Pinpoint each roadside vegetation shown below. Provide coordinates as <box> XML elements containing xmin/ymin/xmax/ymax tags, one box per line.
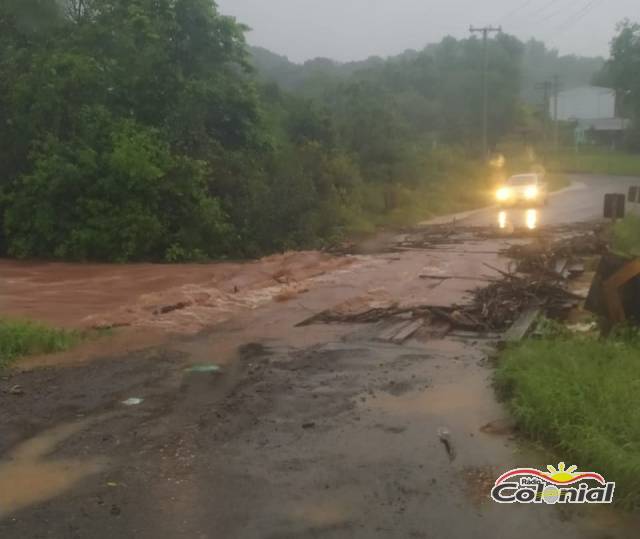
<box><xmin>611</xmin><ymin>215</ymin><xmax>640</xmax><ymax>258</ymax></box>
<box><xmin>544</xmin><ymin>172</ymin><xmax>571</xmax><ymax>192</ymax></box>
<box><xmin>495</xmin><ymin>331</ymin><xmax>640</xmax><ymax>508</ymax></box>
<box><xmin>0</xmin><ymin>0</ymin><xmax>521</xmax><ymax>262</ymax></box>
<box><xmin>546</xmin><ymin>150</ymin><xmax>640</xmax><ymax>177</ymax></box>
<box><xmin>0</xmin><ymin>319</ymin><xmax>82</xmax><ymax>369</ymax></box>
<box><xmin>2</xmin><ymin>2</ymin><xmax>635</xmax><ymax>262</ymax></box>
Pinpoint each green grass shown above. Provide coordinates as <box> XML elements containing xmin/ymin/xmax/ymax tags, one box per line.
<box><xmin>495</xmin><ymin>336</ymin><xmax>640</xmax><ymax>508</ymax></box>
<box><xmin>612</xmin><ymin>215</ymin><xmax>640</xmax><ymax>258</ymax></box>
<box><xmin>384</xmin><ymin>181</ymin><xmax>486</xmax><ymax>226</ymax></box>
<box><xmin>0</xmin><ymin>318</ymin><xmax>82</xmax><ymax>369</ymax></box>
<box><xmin>546</xmin><ymin>149</ymin><xmax>640</xmax><ymax>177</ymax></box>
<box><xmin>546</xmin><ymin>172</ymin><xmax>571</xmax><ymax>192</ymax></box>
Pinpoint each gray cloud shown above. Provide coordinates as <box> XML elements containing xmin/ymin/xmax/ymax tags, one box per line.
<box><xmin>217</xmin><ymin>0</ymin><xmax>638</xmax><ymax>62</ymax></box>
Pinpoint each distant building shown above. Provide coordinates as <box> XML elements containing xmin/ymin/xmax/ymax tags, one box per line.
<box><xmin>551</xmin><ymin>86</ymin><xmax>629</xmax><ymax>146</ymax></box>
<box><xmin>553</xmin><ymin>86</ymin><xmax>616</xmax><ymax>121</ymax></box>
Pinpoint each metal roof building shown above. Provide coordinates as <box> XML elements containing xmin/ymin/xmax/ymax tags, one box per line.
<box><xmin>552</xmin><ymin>86</ymin><xmax>616</xmax><ymax>122</ymax></box>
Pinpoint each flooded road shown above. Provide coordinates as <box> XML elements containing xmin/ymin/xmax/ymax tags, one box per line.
<box><xmin>0</xmin><ymin>420</ymin><xmax>107</xmax><ymax>519</ymax></box>
<box><xmin>0</xmin><ymin>251</ymin><xmax>355</xmax><ymax>333</ymax></box>
<box><xmin>461</xmin><ymin>173</ymin><xmax>639</xmax><ymax>228</ymax></box>
<box><xmin>1</xmin><ymin>174</ymin><xmax>638</xmax><ymax>538</ymax></box>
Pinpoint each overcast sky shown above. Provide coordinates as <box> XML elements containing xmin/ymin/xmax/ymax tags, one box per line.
<box><xmin>216</xmin><ymin>0</ymin><xmax>638</xmax><ymax>63</ymax></box>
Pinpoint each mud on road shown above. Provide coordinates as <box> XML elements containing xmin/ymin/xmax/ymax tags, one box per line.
<box><xmin>2</xmin><ymin>178</ymin><xmax>640</xmax><ymax>538</ymax></box>
<box><xmin>0</xmin><ymin>251</ymin><xmax>355</xmax><ymax>334</ymax></box>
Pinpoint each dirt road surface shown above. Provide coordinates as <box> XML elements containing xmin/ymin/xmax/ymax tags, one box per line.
<box><xmin>1</xmin><ymin>175</ymin><xmax>639</xmax><ymax>538</ymax></box>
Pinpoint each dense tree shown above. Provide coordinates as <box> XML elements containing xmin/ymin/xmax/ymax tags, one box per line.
<box><xmin>602</xmin><ymin>21</ymin><xmax>640</xmax><ymax>148</ymax></box>
<box><xmin>0</xmin><ymin>2</ymin><xmax>561</xmax><ymax>262</ymax></box>
<box><xmin>0</xmin><ymin>0</ymin><xmax>258</xmax><ymax>260</ymax></box>
<box><xmin>253</xmin><ymin>34</ymin><xmax>529</xmax><ymax>153</ymax></box>
<box><xmin>251</xmin><ymin>37</ymin><xmax>603</xmax><ymax>112</ymax></box>
<box><xmin>520</xmin><ymin>39</ymin><xmax>605</xmax><ymax>103</ymax></box>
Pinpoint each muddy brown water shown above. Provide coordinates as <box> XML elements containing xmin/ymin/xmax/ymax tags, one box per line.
<box><xmin>0</xmin><ymin>251</ymin><xmax>354</xmax><ymax>332</ymax></box>
<box><xmin>2</xmin><ymin>176</ymin><xmax>640</xmax><ymax>537</ymax></box>
<box><xmin>0</xmin><ymin>420</ymin><xmax>106</xmax><ymax>518</ymax></box>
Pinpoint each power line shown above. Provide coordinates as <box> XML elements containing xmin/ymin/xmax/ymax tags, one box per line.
<box><xmin>535</xmin><ymin>0</ymin><xmax>583</xmax><ymax>24</ymax></box>
<box><xmin>499</xmin><ymin>0</ymin><xmax>536</xmax><ymax>23</ymax></box>
<box><xmin>536</xmin><ymin>80</ymin><xmax>553</xmax><ymax>142</ymax></box>
<box><xmin>500</xmin><ymin>0</ymin><xmax>568</xmax><ymax>32</ymax></box>
<box><xmin>543</xmin><ymin>0</ymin><xmax>604</xmax><ymax>44</ymax></box>
<box><xmin>527</xmin><ymin>0</ymin><xmax>562</xmax><ymax>20</ymax></box>
<box><xmin>550</xmin><ymin>0</ymin><xmax>602</xmax><ymax>33</ymax></box>
<box><xmin>552</xmin><ymin>74</ymin><xmax>562</xmax><ymax>149</ymax></box>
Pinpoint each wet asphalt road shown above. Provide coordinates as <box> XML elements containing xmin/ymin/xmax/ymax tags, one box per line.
<box><xmin>1</xmin><ymin>174</ymin><xmax>639</xmax><ymax>538</ymax></box>
<box><xmin>461</xmin><ymin>174</ymin><xmax>638</xmax><ymax>228</ymax></box>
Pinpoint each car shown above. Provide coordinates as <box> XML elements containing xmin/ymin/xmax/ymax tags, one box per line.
<box><xmin>496</xmin><ymin>173</ymin><xmax>548</xmax><ymax>207</ymax></box>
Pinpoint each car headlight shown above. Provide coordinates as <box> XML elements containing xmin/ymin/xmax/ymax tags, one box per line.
<box><xmin>524</xmin><ymin>185</ymin><xmax>539</xmax><ymax>199</ymax></box>
<box><xmin>496</xmin><ymin>187</ymin><xmax>511</xmax><ymax>201</ymax></box>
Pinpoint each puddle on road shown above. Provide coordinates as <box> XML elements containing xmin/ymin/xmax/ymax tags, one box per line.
<box><xmin>497</xmin><ymin>208</ymin><xmax>540</xmax><ymax>232</ymax></box>
<box><xmin>366</xmin><ymin>366</ymin><xmax>492</xmax><ymax>418</ymax></box>
<box><xmin>289</xmin><ymin>500</ymin><xmax>352</xmax><ymax>528</ymax></box>
<box><xmin>0</xmin><ymin>420</ymin><xmax>106</xmax><ymax>518</ymax></box>
<box><xmin>370</xmin><ymin>382</ymin><xmax>483</xmax><ymax>418</ymax></box>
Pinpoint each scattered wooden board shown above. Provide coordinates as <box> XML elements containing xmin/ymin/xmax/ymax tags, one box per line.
<box><xmin>390</xmin><ymin>319</ymin><xmax>425</xmax><ymax>343</ymax></box>
<box><xmin>377</xmin><ymin>318</ymin><xmax>425</xmax><ymax>344</ymax></box>
<box><xmin>503</xmin><ymin>307</ymin><xmax>541</xmax><ymax>343</ymax></box>
<box><xmin>568</xmin><ymin>262</ymin><xmax>585</xmax><ymax>276</ymax></box>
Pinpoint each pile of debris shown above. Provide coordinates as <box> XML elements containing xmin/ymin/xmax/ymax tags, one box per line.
<box><xmin>297</xmin><ymin>271</ymin><xmax>580</xmax><ymax>336</ymax></box>
<box><xmin>301</xmin><ymin>226</ymin><xmax>603</xmax><ymax>340</ymax></box>
<box><xmin>503</xmin><ymin>230</ymin><xmax>606</xmax><ymax>277</ymax></box>
<box><xmin>389</xmin><ymin>222</ymin><xmax>606</xmax><ymax>253</ymax></box>
<box><xmin>296</xmin><ymin>304</ymin><xmax>430</xmax><ymax>327</ymax></box>
<box><xmin>461</xmin><ymin>270</ymin><xmax>583</xmax><ymax>331</ymax></box>
<box><xmin>392</xmin><ymin>224</ymin><xmax>533</xmax><ymax>252</ymax></box>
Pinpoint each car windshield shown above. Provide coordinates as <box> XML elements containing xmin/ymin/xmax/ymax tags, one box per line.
<box><xmin>507</xmin><ymin>175</ymin><xmax>537</xmax><ymax>186</ymax></box>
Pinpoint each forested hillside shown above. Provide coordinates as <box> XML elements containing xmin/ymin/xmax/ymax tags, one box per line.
<box><xmin>0</xmin><ymin>1</ymin><xmax>628</xmax><ymax>263</ymax></box>
<box><xmin>251</xmin><ymin>40</ymin><xmax>604</xmax><ymax>105</ymax></box>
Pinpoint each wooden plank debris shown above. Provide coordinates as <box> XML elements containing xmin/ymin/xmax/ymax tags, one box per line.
<box><xmin>298</xmin><ymin>228</ymin><xmax>596</xmax><ymax>334</ymax></box>
<box><xmin>419</xmin><ymin>274</ymin><xmax>499</xmax><ymax>282</ymax></box>
<box><xmin>567</xmin><ymin>262</ymin><xmax>585</xmax><ymax>277</ymax></box>
<box><xmin>553</xmin><ymin>258</ymin><xmax>570</xmax><ymax>279</ymax></box>
<box><xmin>376</xmin><ymin>319</ymin><xmax>415</xmax><ymax>342</ymax></box>
<box><xmin>390</xmin><ymin>319</ymin><xmax>425</xmax><ymax>343</ymax></box>
<box><xmin>503</xmin><ymin>307</ymin><xmax>541</xmax><ymax>343</ymax></box>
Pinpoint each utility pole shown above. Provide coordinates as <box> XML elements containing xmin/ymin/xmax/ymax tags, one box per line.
<box><xmin>536</xmin><ymin>80</ymin><xmax>553</xmax><ymax>145</ymax></box>
<box><xmin>552</xmin><ymin>74</ymin><xmax>562</xmax><ymax>150</ymax></box>
<box><xmin>470</xmin><ymin>25</ymin><xmax>502</xmax><ymax>159</ymax></box>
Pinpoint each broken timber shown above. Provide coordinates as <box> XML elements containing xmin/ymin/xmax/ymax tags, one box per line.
<box><xmin>503</xmin><ymin>307</ymin><xmax>541</xmax><ymax>343</ymax></box>
<box><xmin>376</xmin><ymin>318</ymin><xmax>425</xmax><ymax>344</ymax></box>
<box><xmin>299</xmin><ymin>227</ymin><xmax>594</xmax><ymax>335</ymax></box>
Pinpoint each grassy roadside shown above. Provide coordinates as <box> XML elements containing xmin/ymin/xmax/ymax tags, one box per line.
<box><xmin>546</xmin><ymin>172</ymin><xmax>571</xmax><ymax>192</ymax></box>
<box><xmin>371</xmin><ymin>158</ymin><xmax>572</xmax><ymax>229</ymax></box>
<box><xmin>0</xmin><ymin>318</ymin><xmax>82</xmax><ymax>370</ymax></box>
<box><xmin>495</xmin><ymin>334</ymin><xmax>640</xmax><ymax>508</ymax></box>
<box><xmin>611</xmin><ymin>215</ymin><xmax>640</xmax><ymax>258</ymax></box>
<box><xmin>379</xmin><ymin>177</ymin><xmax>490</xmax><ymax>227</ymax></box>
<box><xmin>546</xmin><ymin>150</ymin><xmax>640</xmax><ymax>177</ymax></box>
